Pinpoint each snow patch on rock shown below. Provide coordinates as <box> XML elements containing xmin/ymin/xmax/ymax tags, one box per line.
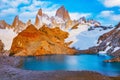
<box><xmin>113</xmin><ymin>47</ymin><xmax>120</xmax><ymax>53</ymax></box>
<box><xmin>99</xmin><ymin>46</ymin><xmax>112</xmax><ymax>54</ymax></box>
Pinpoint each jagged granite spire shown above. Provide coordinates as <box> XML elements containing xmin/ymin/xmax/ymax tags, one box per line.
<box><xmin>56</xmin><ymin>6</ymin><xmax>71</xmax><ymax>21</ymax></box>
<box><xmin>35</xmin><ymin>8</ymin><xmax>43</xmax><ymax>27</ymax></box>
<box><xmin>12</xmin><ymin>15</ymin><xmax>19</xmax><ymax>27</ymax></box>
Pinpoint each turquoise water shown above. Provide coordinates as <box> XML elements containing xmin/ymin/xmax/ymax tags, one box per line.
<box><xmin>22</xmin><ymin>54</ymin><xmax>120</xmax><ymax>76</ymax></box>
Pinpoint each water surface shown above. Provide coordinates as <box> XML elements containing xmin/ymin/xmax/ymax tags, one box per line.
<box><xmin>22</xmin><ymin>54</ymin><xmax>120</xmax><ymax>76</ymax></box>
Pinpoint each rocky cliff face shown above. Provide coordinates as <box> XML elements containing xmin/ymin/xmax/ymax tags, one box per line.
<box><xmin>56</xmin><ymin>6</ymin><xmax>70</xmax><ymax>21</ymax></box>
<box><xmin>97</xmin><ymin>23</ymin><xmax>120</xmax><ymax>56</ymax></box>
<box><xmin>0</xmin><ymin>20</ymin><xmax>10</xmax><ymax>29</ymax></box>
<box><xmin>34</xmin><ymin>9</ymin><xmax>42</xmax><ymax>27</ymax></box>
<box><xmin>11</xmin><ymin>16</ymin><xmax>26</xmax><ymax>33</ymax></box>
<box><xmin>82</xmin><ymin>24</ymin><xmax>118</xmax><ymax>54</ymax></box>
<box><xmin>34</xmin><ymin>6</ymin><xmax>102</xmax><ymax>31</ymax></box>
<box><xmin>34</xmin><ymin>8</ymin><xmax>52</xmax><ymax>29</ymax></box>
<box><xmin>10</xmin><ymin>24</ymin><xmax>77</xmax><ymax>56</ymax></box>
<box><xmin>0</xmin><ymin>6</ymin><xmax>113</xmax><ymax>57</ymax></box>
<box><xmin>77</xmin><ymin>23</ymin><xmax>120</xmax><ymax>62</ymax></box>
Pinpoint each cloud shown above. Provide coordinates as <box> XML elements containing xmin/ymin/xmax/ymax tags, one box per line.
<box><xmin>111</xmin><ymin>14</ymin><xmax>120</xmax><ymax>21</ymax></box>
<box><xmin>98</xmin><ymin>10</ymin><xmax>120</xmax><ymax>21</ymax></box>
<box><xmin>0</xmin><ymin>0</ymin><xmax>30</xmax><ymax>16</ymax></box>
<box><xmin>99</xmin><ymin>10</ymin><xmax>114</xmax><ymax>17</ymax></box>
<box><xmin>19</xmin><ymin>11</ymin><xmax>37</xmax><ymax>23</ymax></box>
<box><xmin>19</xmin><ymin>1</ymin><xmax>60</xmax><ymax>23</ymax></box>
<box><xmin>0</xmin><ymin>0</ymin><xmax>91</xmax><ymax>24</ymax></box>
<box><xmin>21</xmin><ymin>0</ymin><xmax>53</xmax><ymax>12</ymax></box>
<box><xmin>0</xmin><ymin>0</ymin><xmax>54</xmax><ymax>15</ymax></box>
<box><xmin>0</xmin><ymin>0</ymin><xmax>30</xmax><ymax>9</ymax></box>
<box><xmin>97</xmin><ymin>10</ymin><xmax>120</xmax><ymax>25</ymax></box>
<box><xmin>0</xmin><ymin>0</ymin><xmax>59</xmax><ymax>24</ymax></box>
<box><xmin>0</xmin><ymin>8</ymin><xmax>17</xmax><ymax>16</ymax></box>
<box><xmin>69</xmin><ymin>13</ymin><xmax>91</xmax><ymax>20</ymax></box>
<box><xmin>99</xmin><ymin>0</ymin><xmax>120</xmax><ymax>7</ymax></box>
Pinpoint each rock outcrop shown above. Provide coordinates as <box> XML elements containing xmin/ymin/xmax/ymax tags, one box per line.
<box><xmin>79</xmin><ymin>23</ymin><xmax>119</xmax><ymax>55</ymax></box>
<box><xmin>78</xmin><ymin>17</ymin><xmax>86</xmax><ymax>24</ymax></box>
<box><xmin>0</xmin><ymin>20</ymin><xmax>10</xmax><ymax>29</ymax></box>
<box><xmin>94</xmin><ymin>23</ymin><xmax>120</xmax><ymax>62</ymax></box>
<box><xmin>76</xmin><ymin>23</ymin><xmax>120</xmax><ymax>62</ymax></box>
<box><xmin>56</xmin><ymin>6</ymin><xmax>70</xmax><ymax>21</ymax></box>
<box><xmin>34</xmin><ymin>9</ymin><xmax>42</xmax><ymax>27</ymax></box>
<box><xmin>0</xmin><ymin>40</ymin><xmax>4</xmax><ymax>54</ymax></box>
<box><xmin>11</xmin><ymin>16</ymin><xmax>26</xmax><ymax>33</ymax></box>
<box><xmin>97</xmin><ymin>23</ymin><xmax>120</xmax><ymax>56</ymax></box>
<box><xmin>104</xmin><ymin>56</ymin><xmax>120</xmax><ymax>62</ymax></box>
<box><xmin>26</xmin><ymin>19</ymin><xmax>31</xmax><ymax>26</ymax></box>
<box><xmin>34</xmin><ymin>9</ymin><xmax>52</xmax><ymax>29</ymax></box>
<box><xmin>10</xmin><ymin>24</ymin><xmax>77</xmax><ymax>56</ymax></box>
<box><xmin>87</xmin><ymin>19</ymin><xmax>101</xmax><ymax>27</ymax></box>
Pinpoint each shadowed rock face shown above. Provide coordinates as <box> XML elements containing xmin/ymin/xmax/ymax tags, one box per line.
<box><xmin>56</xmin><ymin>6</ymin><xmax>70</xmax><ymax>21</ymax></box>
<box><xmin>10</xmin><ymin>24</ymin><xmax>77</xmax><ymax>56</ymax></box>
<box><xmin>0</xmin><ymin>40</ymin><xmax>4</xmax><ymax>53</ymax></box>
<box><xmin>97</xmin><ymin>23</ymin><xmax>120</xmax><ymax>56</ymax></box>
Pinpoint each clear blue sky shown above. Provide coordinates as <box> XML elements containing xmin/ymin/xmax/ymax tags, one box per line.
<box><xmin>0</xmin><ymin>0</ymin><xmax>120</xmax><ymax>26</ymax></box>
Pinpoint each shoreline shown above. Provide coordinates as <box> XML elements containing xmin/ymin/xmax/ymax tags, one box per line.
<box><xmin>0</xmin><ymin>56</ymin><xmax>120</xmax><ymax>80</ymax></box>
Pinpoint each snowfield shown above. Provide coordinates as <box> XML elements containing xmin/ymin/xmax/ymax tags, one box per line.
<box><xmin>0</xmin><ymin>24</ymin><xmax>113</xmax><ymax>51</ymax></box>
<box><xmin>66</xmin><ymin>25</ymin><xmax>113</xmax><ymax>50</ymax></box>
<box><xmin>0</xmin><ymin>28</ymin><xmax>17</xmax><ymax>50</ymax></box>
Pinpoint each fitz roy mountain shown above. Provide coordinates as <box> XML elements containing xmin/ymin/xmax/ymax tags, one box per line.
<box><xmin>0</xmin><ymin>6</ymin><xmax>119</xmax><ymax>60</ymax></box>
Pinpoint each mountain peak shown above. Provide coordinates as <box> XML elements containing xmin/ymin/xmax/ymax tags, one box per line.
<box><xmin>11</xmin><ymin>15</ymin><xmax>26</xmax><ymax>33</ymax></box>
<box><xmin>37</xmin><ymin>8</ymin><xmax>42</xmax><ymax>16</ymax></box>
<box><xmin>0</xmin><ymin>20</ymin><xmax>10</xmax><ymax>29</ymax></box>
<box><xmin>12</xmin><ymin>15</ymin><xmax>19</xmax><ymax>27</ymax></box>
<box><xmin>0</xmin><ymin>20</ymin><xmax>7</xmax><ymax>25</ymax></box>
<box><xmin>34</xmin><ymin>8</ymin><xmax>43</xmax><ymax>27</ymax></box>
<box><xmin>60</xmin><ymin>5</ymin><xmax>65</xmax><ymax>10</ymax></box>
<box><xmin>0</xmin><ymin>20</ymin><xmax>5</xmax><ymax>23</ymax></box>
<box><xmin>56</xmin><ymin>6</ymin><xmax>70</xmax><ymax>21</ymax></box>
<box><xmin>24</xmin><ymin>24</ymin><xmax>38</xmax><ymax>32</ymax></box>
<box><xmin>26</xmin><ymin>19</ymin><xmax>31</xmax><ymax>26</ymax></box>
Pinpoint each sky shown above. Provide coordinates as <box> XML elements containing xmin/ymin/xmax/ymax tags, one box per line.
<box><xmin>0</xmin><ymin>0</ymin><xmax>120</xmax><ymax>26</ymax></box>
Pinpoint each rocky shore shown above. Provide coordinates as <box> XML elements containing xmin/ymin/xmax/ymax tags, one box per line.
<box><xmin>76</xmin><ymin>23</ymin><xmax>120</xmax><ymax>62</ymax></box>
<box><xmin>0</xmin><ymin>55</ymin><xmax>120</xmax><ymax>80</ymax></box>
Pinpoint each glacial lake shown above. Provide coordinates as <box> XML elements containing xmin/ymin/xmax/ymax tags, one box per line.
<box><xmin>22</xmin><ymin>54</ymin><xmax>120</xmax><ymax>76</ymax></box>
